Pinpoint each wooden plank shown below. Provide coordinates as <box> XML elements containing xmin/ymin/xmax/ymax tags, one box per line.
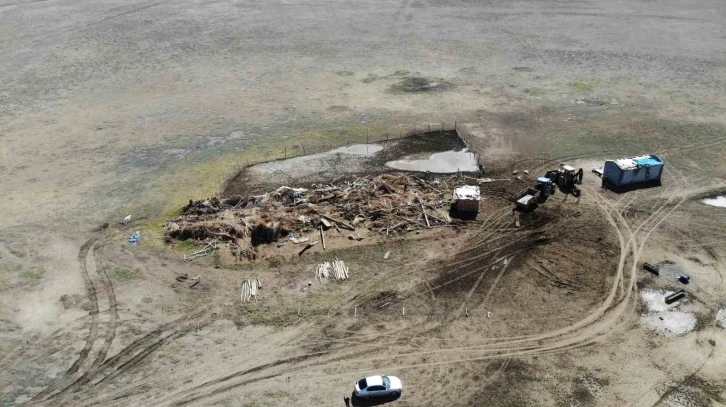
<box><xmin>320</xmin><ymin>214</ymin><xmax>355</xmax><ymax>231</ymax></box>
<box><xmin>298</xmin><ymin>240</ymin><xmax>320</xmax><ymax>256</ymax></box>
<box><xmin>320</xmin><ymin>225</ymin><xmax>326</xmax><ymax>250</ymax></box>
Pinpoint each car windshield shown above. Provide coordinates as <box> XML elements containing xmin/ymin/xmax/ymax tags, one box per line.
<box><xmin>359</xmin><ymin>378</ymin><xmax>367</xmax><ymax>389</ymax></box>
<box><xmin>382</xmin><ymin>376</ymin><xmax>391</xmax><ymax>389</ymax></box>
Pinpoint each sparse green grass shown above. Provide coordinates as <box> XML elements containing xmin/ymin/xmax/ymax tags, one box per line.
<box><xmin>264</xmin><ymin>390</ymin><xmax>295</xmax><ymax>399</ymax></box>
<box><xmin>326</xmin><ymin>105</ymin><xmax>351</xmax><ymax>112</ymax></box>
<box><xmin>175</xmin><ymin>241</ymin><xmax>196</xmax><ymax>251</ymax></box>
<box><xmin>0</xmin><ymin>266</ymin><xmax>46</xmax><ymax>290</ymax></box>
<box><xmin>527</xmin><ymin>87</ymin><xmax>544</xmax><ymax>96</ymax></box>
<box><xmin>19</xmin><ymin>266</ymin><xmax>44</xmax><ymax>282</ymax></box>
<box><xmin>571</xmin><ymin>81</ymin><xmax>596</xmax><ymax>91</ymax></box>
<box><xmin>243</xmin><ymin>305</ymin><xmax>294</xmax><ymax>327</ymax></box>
<box><xmin>108</xmin><ymin>267</ymin><xmax>140</xmax><ymax>283</ymax></box>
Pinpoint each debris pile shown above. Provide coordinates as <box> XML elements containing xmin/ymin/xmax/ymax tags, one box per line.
<box><xmin>164</xmin><ymin>172</ymin><xmax>459</xmax><ymax>257</ymax></box>
<box><xmin>316</xmin><ymin>259</ymin><xmax>349</xmax><ymax>281</ymax></box>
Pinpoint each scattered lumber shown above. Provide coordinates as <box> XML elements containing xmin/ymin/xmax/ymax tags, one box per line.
<box><xmin>185</xmin><ymin>242</ymin><xmax>217</xmax><ymax>261</ymax></box>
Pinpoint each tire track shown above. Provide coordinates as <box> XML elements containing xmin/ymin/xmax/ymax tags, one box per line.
<box><xmin>77</xmin><ymin>150</ymin><xmax>699</xmax><ymax>405</ymax></box>
<box><xmin>40</xmin><ymin>236</ymin><xmax>119</xmax><ymax>402</ymax></box>
<box><xmin>30</xmin><ymin>237</ymin><xmax>100</xmax><ymax>402</ymax></box>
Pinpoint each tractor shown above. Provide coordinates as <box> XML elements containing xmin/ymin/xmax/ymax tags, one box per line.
<box><xmin>514</xmin><ymin>176</ymin><xmax>555</xmax><ymax>212</ymax></box>
<box><xmin>544</xmin><ymin>165</ymin><xmax>584</xmax><ymax>197</ymax></box>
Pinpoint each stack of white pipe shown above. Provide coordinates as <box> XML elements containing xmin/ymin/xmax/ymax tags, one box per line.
<box><xmin>316</xmin><ymin>262</ymin><xmax>331</xmax><ymax>281</ymax></box>
<box><xmin>316</xmin><ymin>259</ymin><xmax>349</xmax><ymax>281</ymax></box>
<box><xmin>241</xmin><ymin>278</ymin><xmax>261</xmax><ymax>302</ymax></box>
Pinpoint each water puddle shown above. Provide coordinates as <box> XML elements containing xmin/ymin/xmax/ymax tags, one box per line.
<box><xmin>640</xmin><ymin>289</ymin><xmax>696</xmax><ymax>337</ymax></box>
<box><xmin>330</xmin><ymin>144</ymin><xmax>384</xmax><ymax>156</ymax></box>
<box><xmin>717</xmin><ymin>309</ymin><xmax>726</xmax><ymax>329</ymax></box>
<box><xmin>701</xmin><ymin>196</ymin><xmax>726</xmax><ymax>208</ymax></box>
<box><xmin>385</xmin><ymin>149</ymin><xmax>478</xmax><ymax>173</ymax></box>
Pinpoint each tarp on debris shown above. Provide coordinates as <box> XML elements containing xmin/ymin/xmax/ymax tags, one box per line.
<box><xmin>632</xmin><ymin>155</ymin><xmax>663</xmax><ymax>167</ymax></box>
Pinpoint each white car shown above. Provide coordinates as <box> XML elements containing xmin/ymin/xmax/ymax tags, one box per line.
<box><xmin>354</xmin><ymin>375</ymin><xmax>403</xmax><ymax>399</ymax></box>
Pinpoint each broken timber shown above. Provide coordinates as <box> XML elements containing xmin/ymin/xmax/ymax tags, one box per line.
<box><xmin>320</xmin><ymin>225</ymin><xmax>326</xmax><ymax>250</ymax></box>
<box><xmin>319</xmin><ymin>214</ymin><xmax>355</xmax><ymax>231</ymax></box>
<box><xmin>298</xmin><ymin>240</ymin><xmax>320</xmax><ymax>256</ymax></box>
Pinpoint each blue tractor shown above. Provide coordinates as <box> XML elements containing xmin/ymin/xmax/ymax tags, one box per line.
<box><xmin>514</xmin><ymin>177</ymin><xmax>555</xmax><ymax>212</ymax></box>
<box><xmin>535</xmin><ymin>176</ymin><xmax>555</xmax><ymax>202</ymax></box>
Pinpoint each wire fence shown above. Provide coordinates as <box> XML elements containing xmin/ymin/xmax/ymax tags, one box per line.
<box><xmin>214</xmin><ymin>121</ymin><xmax>475</xmax><ymax>196</ymax></box>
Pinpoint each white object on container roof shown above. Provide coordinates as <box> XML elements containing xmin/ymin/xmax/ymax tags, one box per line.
<box><xmin>613</xmin><ymin>154</ymin><xmax>659</xmax><ymax>170</ymax></box>
<box><xmin>562</xmin><ymin>164</ymin><xmax>575</xmax><ymax>171</ymax></box>
<box><xmin>614</xmin><ymin>158</ymin><xmax>638</xmax><ymax>170</ymax></box>
<box><xmin>453</xmin><ymin>185</ymin><xmax>480</xmax><ymax>201</ymax></box>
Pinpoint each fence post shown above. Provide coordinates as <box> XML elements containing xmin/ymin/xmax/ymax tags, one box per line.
<box><xmin>301</xmin><ymin>144</ymin><xmax>306</xmax><ymax>155</ymax></box>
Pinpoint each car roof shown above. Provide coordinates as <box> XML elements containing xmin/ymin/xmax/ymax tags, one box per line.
<box><xmin>364</xmin><ymin>376</ymin><xmax>383</xmax><ymax>387</ymax></box>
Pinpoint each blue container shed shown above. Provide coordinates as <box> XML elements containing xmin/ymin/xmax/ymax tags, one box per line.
<box><xmin>602</xmin><ymin>154</ymin><xmax>663</xmax><ymax>188</ymax></box>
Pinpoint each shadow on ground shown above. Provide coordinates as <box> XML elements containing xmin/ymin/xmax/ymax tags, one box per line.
<box><xmin>350</xmin><ymin>392</ymin><xmax>402</xmax><ymax>406</ymax></box>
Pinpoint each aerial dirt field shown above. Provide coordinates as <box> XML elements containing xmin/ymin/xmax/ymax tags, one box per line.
<box><xmin>2</xmin><ymin>0</ymin><xmax>726</xmax><ymax>406</ymax></box>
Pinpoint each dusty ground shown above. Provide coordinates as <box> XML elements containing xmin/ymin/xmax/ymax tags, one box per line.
<box><xmin>2</xmin><ymin>0</ymin><xmax>726</xmax><ymax>405</ymax></box>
